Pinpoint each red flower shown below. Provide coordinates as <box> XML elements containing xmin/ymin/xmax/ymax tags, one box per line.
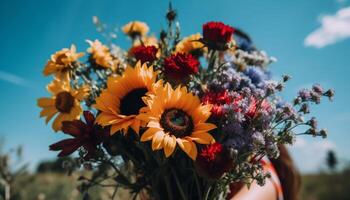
<box><xmin>246</xmin><ymin>97</ymin><xmax>271</xmax><ymax>118</ymax></box>
<box><xmin>130</xmin><ymin>45</ymin><xmax>158</xmax><ymax>64</ymax></box>
<box><xmin>163</xmin><ymin>52</ymin><xmax>199</xmax><ymax>80</ymax></box>
<box><xmin>202</xmin><ymin>90</ymin><xmax>232</xmax><ymax>117</ymax></box>
<box><xmin>202</xmin><ymin>22</ymin><xmax>234</xmax><ymax>50</ymax></box>
<box><xmin>49</xmin><ymin>111</ymin><xmax>109</xmax><ymax>160</ymax></box>
<box><xmin>195</xmin><ymin>143</ymin><xmax>233</xmax><ymax>179</ymax></box>
<box><xmin>199</xmin><ymin>142</ymin><xmax>223</xmax><ymax>162</ymax></box>
<box><xmin>202</xmin><ymin>90</ymin><xmax>272</xmax><ymax>119</ymax></box>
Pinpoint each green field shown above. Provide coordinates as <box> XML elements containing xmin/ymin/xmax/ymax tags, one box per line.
<box><xmin>1</xmin><ymin>170</ymin><xmax>349</xmax><ymax>200</ymax></box>
<box><xmin>301</xmin><ymin>170</ymin><xmax>350</xmax><ymax>200</ymax></box>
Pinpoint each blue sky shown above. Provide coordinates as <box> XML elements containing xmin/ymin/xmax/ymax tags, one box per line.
<box><xmin>0</xmin><ymin>0</ymin><xmax>349</xmax><ymax>173</ymax></box>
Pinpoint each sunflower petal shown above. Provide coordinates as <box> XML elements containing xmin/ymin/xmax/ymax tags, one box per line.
<box><xmin>188</xmin><ymin>141</ymin><xmax>198</xmax><ymax>160</ymax></box>
<box><xmin>43</xmin><ymin>62</ymin><xmax>57</xmax><ymax>76</ymax></box>
<box><xmin>147</xmin><ymin>120</ymin><xmax>162</xmax><ymax>129</ymax></box>
<box><xmin>142</xmin><ymin>128</ymin><xmax>160</xmax><ymax>142</ymax></box>
<box><xmin>189</xmin><ymin>131</ymin><xmax>215</xmax><ymax>144</ymax></box>
<box><xmin>194</xmin><ymin>123</ymin><xmax>217</xmax><ymax>132</ymax></box>
<box><xmin>191</xmin><ymin>105</ymin><xmax>212</xmax><ymax>124</ymax></box>
<box><xmin>74</xmin><ymin>85</ymin><xmax>89</xmax><ymax>101</ymax></box>
<box><xmin>110</xmin><ymin>124</ymin><xmax>123</xmax><ymax>135</ymax></box>
<box><xmin>177</xmin><ymin>138</ymin><xmax>197</xmax><ymax>160</ymax></box>
<box><xmin>47</xmin><ymin>79</ymin><xmax>68</xmax><ymax>95</ymax></box>
<box><xmin>45</xmin><ymin>109</ymin><xmax>58</xmax><ymax>124</ymax></box>
<box><xmin>96</xmin><ymin>113</ymin><xmax>125</xmax><ymax>126</ymax></box>
<box><xmin>38</xmin><ymin>98</ymin><xmax>55</xmax><ymax>107</ymax></box>
<box><xmin>52</xmin><ymin>113</ymin><xmax>64</xmax><ymax>132</ymax></box>
<box><xmin>130</xmin><ymin>119</ymin><xmax>141</xmax><ymax>134</ymax></box>
<box><xmin>40</xmin><ymin>106</ymin><xmax>57</xmax><ymax>117</ymax></box>
<box><xmin>164</xmin><ymin>135</ymin><xmax>176</xmax><ymax>157</ymax></box>
<box><xmin>152</xmin><ymin>131</ymin><xmax>165</xmax><ymax>150</ymax></box>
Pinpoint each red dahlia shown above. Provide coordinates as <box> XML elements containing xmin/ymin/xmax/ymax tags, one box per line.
<box><xmin>195</xmin><ymin>143</ymin><xmax>233</xmax><ymax>179</ymax></box>
<box><xmin>163</xmin><ymin>52</ymin><xmax>199</xmax><ymax>80</ymax></box>
<box><xmin>49</xmin><ymin>111</ymin><xmax>109</xmax><ymax>160</ymax></box>
<box><xmin>130</xmin><ymin>45</ymin><xmax>158</xmax><ymax>64</ymax></box>
<box><xmin>202</xmin><ymin>21</ymin><xmax>235</xmax><ymax>50</ymax></box>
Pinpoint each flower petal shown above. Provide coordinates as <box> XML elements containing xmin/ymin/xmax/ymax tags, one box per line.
<box><xmin>177</xmin><ymin>138</ymin><xmax>197</xmax><ymax>160</ymax></box>
<box><xmin>130</xmin><ymin>119</ymin><xmax>141</xmax><ymax>134</ymax></box>
<box><xmin>189</xmin><ymin>131</ymin><xmax>215</xmax><ymax>144</ymax></box>
<box><xmin>74</xmin><ymin>85</ymin><xmax>89</xmax><ymax>101</ymax></box>
<box><xmin>194</xmin><ymin>123</ymin><xmax>217</xmax><ymax>132</ymax></box>
<box><xmin>83</xmin><ymin>111</ymin><xmax>95</xmax><ymax>126</ymax></box>
<box><xmin>152</xmin><ymin>131</ymin><xmax>165</xmax><ymax>150</ymax></box>
<box><xmin>147</xmin><ymin>120</ymin><xmax>162</xmax><ymax>129</ymax></box>
<box><xmin>37</xmin><ymin>98</ymin><xmax>55</xmax><ymax>107</ymax></box>
<box><xmin>61</xmin><ymin>120</ymin><xmax>86</xmax><ymax>137</ymax></box>
<box><xmin>164</xmin><ymin>135</ymin><xmax>176</xmax><ymax>157</ymax></box>
<box><xmin>52</xmin><ymin>113</ymin><xmax>64</xmax><ymax>132</ymax></box>
<box><xmin>141</xmin><ymin>128</ymin><xmax>161</xmax><ymax>142</ymax></box>
<box><xmin>49</xmin><ymin>138</ymin><xmax>82</xmax><ymax>157</ymax></box>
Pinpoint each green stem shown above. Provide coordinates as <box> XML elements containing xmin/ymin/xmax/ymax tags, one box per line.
<box><xmin>171</xmin><ymin>167</ymin><xmax>187</xmax><ymax>200</ymax></box>
<box><xmin>204</xmin><ymin>184</ymin><xmax>212</xmax><ymax>200</ymax></box>
<box><xmin>207</xmin><ymin>50</ymin><xmax>217</xmax><ymax>72</ymax></box>
<box><xmin>193</xmin><ymin>172</ymin><xmax>202</xmax><ymax>200</ymax></box>
<box><xmin>164</xmin><ymin>173</ymin><xmax>174</xmax><ymax>200</ymax></box>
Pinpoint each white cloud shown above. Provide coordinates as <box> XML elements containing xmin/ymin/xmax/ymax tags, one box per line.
<box><xmin>289</xmin><ymin>138</ymin><xmax>336</xmax><ymax>173</ymax></box>
<box><xmin>0</xmin><ymin>70</ymin><xmax>33</xmax><ymax>88</ymax></box>
<box><xmin>337</xmin><ymin>0</ymin><xmax>347</xmax><ymax>4</ymax></box>
<box><xmin>304</xmin><ymin>6</ymin><xmax>350</xmax><ymax>48</ymax></box>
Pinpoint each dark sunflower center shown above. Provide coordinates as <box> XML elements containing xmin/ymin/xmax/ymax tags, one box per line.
<box><xmin>56</xmin><ymin>54</ymin><xmax>67</xmax><ymax>65</ymax></box>
<box><xmin>129</xmin><ymin>31</ymin><xmax>141</xmax><ymax>39</ymax></box>
<box><xmin>160</xmin><ymin>108</ymin><xmax>194</xmax><ymax>138</ymax></box>
<box><xmin>120</xmin><ymin>88</ymin><xmax>148</xmax><ymax>115</ymax></box>
<box><xmin>55</xmin><ymin>91</ymin><xmax>74</xmax><ymax>113</ymax></box>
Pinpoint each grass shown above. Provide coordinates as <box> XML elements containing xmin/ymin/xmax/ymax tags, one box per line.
<box><xmin>301</xmin><ymin>169</ymin><xmax>350</xmax><ymax>200</ymax></box>
<box><xmin>1</xmin><ymin>171</ymin><xmax>139</xmax><ymax>200</ymax></box>
<box><xmin>2</xmin><ymin>170</ymin><xmax>350</xmax><ymax>200</ymax></box>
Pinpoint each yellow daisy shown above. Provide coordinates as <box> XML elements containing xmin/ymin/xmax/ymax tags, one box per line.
<box><xmin>140</xmin><ymin>83</ymin><xmax>216</xmax><ymax>160</ymax></box>
<box><xmin>43</xmin><ymin>45</ymin><xmax>84</xmax><ymax>80</ymax></box>
<box><xmin>122</xmin><ymin>21</ymin><xmax>149</xmax><ymax>38</ymax></box>
<box><xmin>175</xmin><ymin>33</ymin><xmax>206</xmax><ymax>54</ymax></box>
<box><xmin>37</xmin><ymin>79</ymin><xmax>89</xmax><ymax>132</ymax></box>
<box><xmin>87</xmin><ymin>39</ymin><xmax>117</xmax><ymax>69</ymax></box>
<box><xmin>94</xmin><ymin>62</ymin><xmax>158</xmax><ymax>135</ymax></box>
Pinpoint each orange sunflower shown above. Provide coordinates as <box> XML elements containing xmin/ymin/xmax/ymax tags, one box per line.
<box><xmin>37</xmin><ymin>79</ymin><xmax>89</xmax><ymax>132</ymax></box>
<box><xmin>94</xmin><ymin>62</ymin><xmax>158</xmax><ymax>135</ymax></box>
<box><xmin>87</xmin><ymin>39</ymin><xmax>117</xmax><ymax>69</ymax></box>
<box><xmin>133</xmin><ymin>36</ymin><xmax>158</xmax><ymax>47</ymax></box>
<box><xmin>43</xmin><ymin>45</ymin><xmax>84</xmax><ymax>80</ymax></box>
<box><xmin>122</xmin><ymin>21</ymin><xmax>149</xmax><ymax>38</ymax></box>
<box><xmin>139</xmin><ymin>83</ymin><xmax>216</xmax><ymax>160</ymax></box>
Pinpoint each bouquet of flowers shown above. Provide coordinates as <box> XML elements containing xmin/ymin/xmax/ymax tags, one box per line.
<box><xmin>37</xmin><ymin>5</ymin><xmax>334</xmax><ymax>200</ymax></box>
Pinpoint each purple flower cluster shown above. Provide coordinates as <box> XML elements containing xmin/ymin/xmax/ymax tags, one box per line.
<box><xmin>201</xmin><ymin>46</ymin><xmax>334</xmax><ymax>160</ymax></box>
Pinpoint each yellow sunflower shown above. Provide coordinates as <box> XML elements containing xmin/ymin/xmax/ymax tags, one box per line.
<box><xmin>87</xmin><ymin>39</ymin><xmax>117</xmax><ymax>69</ymax></box>
<box><xmin>133</xmin><ymin>36</ymin><xmax>158</xmax><ymax>47</ymax></box>
<box><xmin>175</xmin><ymin>33</ymin><xmax>206</xmax><ymax>54</ymax></box>
<box><xmin>139</xmin><ymin>83</ymin><xmax>216</xmax><ymax>160</ymax></box>
<box><xmin>94</xmin><ymin>62</ymin><xmax>158</xmax><ymax>135</ymax></box>
<box><xmin>122</xmin><ymin>21</ymin><xmax>149</xmax><ymax>38</ymax></box>
<box><xmin>37</xmin><ymin>79</ymin><xmax>89</xmax><ymax>132</ymax></box>
<box><xmin>43</xmin><ymin>45</ymin><xmax>84</xmax><ymax>80</ymax></box>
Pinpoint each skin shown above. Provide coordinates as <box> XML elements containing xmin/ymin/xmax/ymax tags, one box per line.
<box><xmin>231</xmin><ymin>179</ymin><xmax>277</xmax><ymax>200</ymax></box>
